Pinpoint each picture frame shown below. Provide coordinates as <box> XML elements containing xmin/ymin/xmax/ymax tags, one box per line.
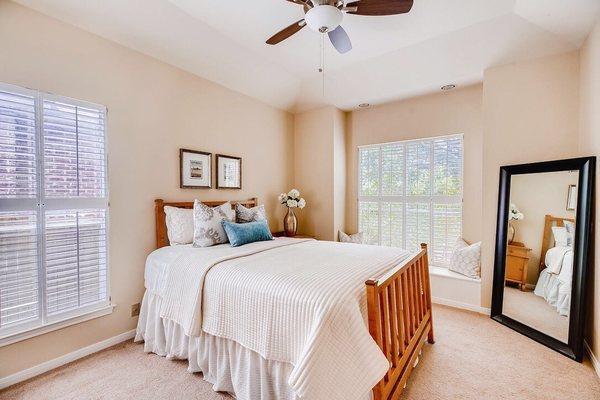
<box><xmin>566</xmin><ymin>184</ymin><xmax>577</xmax><ymax>211</ymax></box>
<box><xmin>216</xmin><ymin>154</ymin><xmax>242</xmax><ymax>189</ymax></box>
<box><xmin>180</xmin><ymin>148</ymin><xmax>212</xmax><ymax>189</ymax></box>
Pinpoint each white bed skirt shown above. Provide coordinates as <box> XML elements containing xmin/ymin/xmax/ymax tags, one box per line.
<box><xmin>534</xmin><ymin>268</ymin><xmax>570</xmax><ymax>316</ymax></box>
<box><xmin>134</xmin><ymin>290</ymin><xmax>299</xmax><ymax>400</ymax></box>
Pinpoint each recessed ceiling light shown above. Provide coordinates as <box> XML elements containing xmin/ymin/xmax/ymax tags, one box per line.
<box><xmin>358</xmin><ymin>103</ymin><xmax>370</xmax><ymax>108</ymax></box>
<box><xmin>441</xmin><ymin>84</ymin><xmax>456</xmax><ymax>91</ymax></box>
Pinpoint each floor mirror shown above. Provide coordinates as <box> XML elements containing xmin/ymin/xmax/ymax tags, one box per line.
<box><xmin>491</xmin><ymin>157</ymin><xmax>595</xmax><ymax>361</ymax></box>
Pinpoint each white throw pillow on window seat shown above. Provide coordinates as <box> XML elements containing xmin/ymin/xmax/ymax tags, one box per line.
<box><xmin>448</xmin><ymin>238</ymin><xmax>481</xmax><ymax>279</ymax></box>
<box><xmin>339</xmin><ymin>231</ymin><xmax>365</xmax><ymax>244</ymax></box>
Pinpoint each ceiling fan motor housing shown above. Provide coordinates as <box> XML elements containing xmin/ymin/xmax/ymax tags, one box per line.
<box><xmin>305</xmin><ymin>5</ymin><xmax>343</xmax><ymax>33</ymax></box>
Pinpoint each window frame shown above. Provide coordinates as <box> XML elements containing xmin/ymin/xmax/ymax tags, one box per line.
<box><xmin>0</xmin><ymin>82</ymin><xmax>112</xmax><ymax>346</ymax></box>
<box><xmin>357</xmin><ymin>133</ymin><xmax>464</xmax><ymax>266</ymax></box>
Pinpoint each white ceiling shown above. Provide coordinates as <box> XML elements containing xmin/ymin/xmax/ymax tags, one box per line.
<box><xmin>12</xmin><ymin>0</ymin><xmax>600</xmax><ymax>113</ymax></box>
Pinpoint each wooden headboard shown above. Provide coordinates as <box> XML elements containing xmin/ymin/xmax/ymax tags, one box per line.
<box><xmin>539</xmin><ymin>214</ymin><xmax>575</xmax><ymax>271</ymax></box>
<box><xmin>155</xmin><ymin>198</ymin><xmax>258</xmax><ymax>249</ymax></box>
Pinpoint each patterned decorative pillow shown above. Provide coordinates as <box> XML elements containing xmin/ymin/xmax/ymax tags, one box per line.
<box><xmin>235</xmin><ymin>203</ymin><xmax>267</xmax><ymax>223</ymax></box>
<box><xmin>192</xmin><ymin>200</ymin><xmax>235</xmax><ymax>247</ymax></box>
<box><xmin>164</xmin><ymin>206</ymin><xmax>194</xmax><ymax>245</ymax></box>
<box><xmin>563</xmin><ymin>221</ymin><xmax>575</xmax><ymax>247</ymax></box>
<box><xmin>448</xmin><ymin>238</ymin><xmax>481</xmax><ymax>279</ymax></box>
<box><xmin>552</xmin><ymin>226</ymin><xmax>569</xmax><ymax>247</ymax></box>
<box><xmin>338</xmin><ymin>231</ymin><xmax>364</xmax><ymax>244</ymax></box>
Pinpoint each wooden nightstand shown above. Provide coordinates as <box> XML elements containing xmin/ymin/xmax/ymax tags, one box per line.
<box><xmin>505</xmin><ymin>242</ymin><xmax>532</xmax><ymax>291</ymax></box>
<box><xmin>272</xmin><ymin>231</ymin><xmax>315</xmax><ymax>239</ymax></box>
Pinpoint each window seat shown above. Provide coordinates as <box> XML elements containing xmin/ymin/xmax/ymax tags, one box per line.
<box><xmin>429</xmin><ymin>266</ymin><xmax>484</xmax><ymax>314</ymax></box>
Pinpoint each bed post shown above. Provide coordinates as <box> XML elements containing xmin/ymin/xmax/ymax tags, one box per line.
<box><xmin>366</xmin><ymin>279</ymin><xmax>384</xmax><ymax>400</ymax></box>
<box><xmin>155</xmin><ymin>199</ymin><xmax>166</xmax><ymax>249</ymax></box>
<box><xmin>421</xmin><ymin>243</ymin><xmax>434</xmax><ymax>344</ymax></box>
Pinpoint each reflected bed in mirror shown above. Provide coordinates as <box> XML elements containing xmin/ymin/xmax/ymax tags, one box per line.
<box><xmin>491</xmin><ymin>157</ymin><xmax>595</xmax><ymax>362</ymax></box>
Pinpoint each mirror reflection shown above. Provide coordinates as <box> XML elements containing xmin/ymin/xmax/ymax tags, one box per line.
<box><xmin>502</xmin><ymin>170</ymin><xmax>578</xmax><ymax>343</ymax></box>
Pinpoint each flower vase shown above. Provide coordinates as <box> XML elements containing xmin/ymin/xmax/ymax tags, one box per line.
<box><xmin>508</xmin><ymin>222</ymin><xmax>516</xmax><ymax>244</ymax></box>
<box><xmin>284</xmin><ymin>208</ymin><xmax>297</xmax><ymax>237</ymax></box>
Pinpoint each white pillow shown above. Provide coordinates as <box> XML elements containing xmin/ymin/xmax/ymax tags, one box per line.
<box><xmin>164</xmin><ymin>206</ymin><xmax>194</xmax><ymax>245</ymax></box>
<box><xmin>552</xmin><ymin>226</ymin><xmax>569</xmax><ymax>247</ymax></box>
<box><xmin>448</xmin><ymin>238</ymin><xmax>481</xmax><ymax>279</ymax></box>
<box><xmin>339</xmin><ymin>231</ymin><xmax>364</xmax><ymax>244</ymax></box>
<box><xmin>563</xmin><ymin>221</ymin><xmax>575</xmax><ymax>247</ymax></box>
<box><xmin>192</xmin><ymin>201</ymin><xmax>235</xmax><ymax>247</ymax></box>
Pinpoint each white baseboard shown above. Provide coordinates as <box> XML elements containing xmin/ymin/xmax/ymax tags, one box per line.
<box><xmin>0</xmin><ymin>329</ymin><xmax>136</xmax><ymax>390</ymax></box>
<box><xmin>585</xmin><ymin>340</ymin><xmax>600</xmax><ymax>379</ymax></box>
<box><xmin>432</xmin><ymin>296</ymin><xmax>490</xmax><ymax>315</ymax></box>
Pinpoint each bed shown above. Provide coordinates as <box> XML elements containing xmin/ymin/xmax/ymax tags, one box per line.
<box><xmin>135</xmin><ymin>198</ymin><xmax>434</xmax><ymax>400</ymax></box>
<box><xmin>533</xmin><ymin>215</ymin><xmax>575</xmax><ymax>316</ymax></box>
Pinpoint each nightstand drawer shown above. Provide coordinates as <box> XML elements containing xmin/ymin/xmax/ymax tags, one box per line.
<box><xmin>507</xmin><ymin>247</ymin><xmax>529</xmax><ymax>258</ymax></box>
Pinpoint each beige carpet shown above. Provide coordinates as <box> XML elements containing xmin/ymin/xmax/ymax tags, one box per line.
<box><xmin>503</xmin><ymin>286</ymin><xmax>569</xmax><ymax>342</ymax></box>
<box><xmin>2</xmin><ymin>305</ymin><xmax>599</xmax><ymax>400</ymax></box>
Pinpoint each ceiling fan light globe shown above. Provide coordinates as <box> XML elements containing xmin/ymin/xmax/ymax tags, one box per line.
<box><xmin>305</xmin><ymin>5</ymin><xmax>343</xmax><ymax>33</ymax></box>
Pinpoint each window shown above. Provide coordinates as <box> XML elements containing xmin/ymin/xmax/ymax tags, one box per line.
<box><xmin>0</xmin><ymin>82</ymin><xmax>109</xmax><ymax>341</ymax></box>
<box><xmin>358</xmin><ymin>134</ymin><xmax>462</xmax><ymax>266</ymax></box>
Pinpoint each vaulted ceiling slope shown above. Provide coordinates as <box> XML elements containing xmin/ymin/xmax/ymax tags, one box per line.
<box><xmin>12</xmin><ymin>0</ymin><xmax>600</xmax><ymax>112</ymax></box>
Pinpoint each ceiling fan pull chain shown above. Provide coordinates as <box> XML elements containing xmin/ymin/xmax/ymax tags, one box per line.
<box><xmin>321</xmin><ymin>33</ymin><xmax>326</xmax><ymax>97</ymax></box>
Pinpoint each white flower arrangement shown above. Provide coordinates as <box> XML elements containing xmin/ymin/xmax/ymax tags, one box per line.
<box><xmin>509</xmin><ymin>203</ymin><xmax>524</xmax><ymax>221</ymax></box>
<box><xmin>279</xmin><ymin>189</ymin><xmax>306</xmax><ymax>209</ymax></box>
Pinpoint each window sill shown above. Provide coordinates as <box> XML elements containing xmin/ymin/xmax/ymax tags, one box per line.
<box><xmin>429</xmin><ymin>266</ymin><xmax>481</xmax><ymax>283</ymax></box>
<box><xmin>0</xmin><ymin>304</ymin><xmax>115</xmax><ymax>348</ymax></box>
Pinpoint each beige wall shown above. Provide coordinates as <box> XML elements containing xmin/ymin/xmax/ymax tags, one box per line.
<box><xmin>579</xmin><ymin>18</ymin><xmax>600</xmax><ymax>361</ymax></box>
<box><xmin>345</xmin><ymin>84</ymin><xmax>484</xmax><ymax>246</ymax></box>
<box><xmin>481</xmin><ymin>51</ymin><xmax>581</xmax><ymax>308</ymax></box>
<box><xmin>510</xmin><ymin>171</ymin><xmax>578</xmax><ymax>284</ymax></box>
<box><xmin>332</xmin><ymin>109</ymin><xmax>347</xmax><ymax>239</ymax></box>
<box><xmin>293</xmin><ymin>107</ymin><xmax>335</xmax><ymax>240</ymax></box>
<box><xmin>0</xmin><ymin>2</ymin><xmax>293</xmax><ymax>378</ymax></box>
<box><xmin>293</xmin><ymin>106</ymin><xmax>347</xmax><ymax>241</ymax></box>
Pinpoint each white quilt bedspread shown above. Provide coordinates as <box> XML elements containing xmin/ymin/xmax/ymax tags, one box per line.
<box><xmin>150</xmin><ymin>238</ymin><xmax>412</xmax><ymax>400</ymax></box>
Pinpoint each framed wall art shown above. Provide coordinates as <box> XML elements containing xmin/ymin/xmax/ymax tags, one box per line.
<box><xmin>216</xmin><ymin>154</ymin><xmax>242</xmax><ymax>189</ymax></box>
<box><xmin>180</xmin><ymin>148</ymin><xmax>212</xmax><ymax>189</ymax></box>
<box><xmin>566</xmin><ymin>184</ymin><xmax>577</xmax><ymax>211</ymax></box>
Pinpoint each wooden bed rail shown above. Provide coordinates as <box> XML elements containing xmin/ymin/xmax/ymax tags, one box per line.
<box><xmin>366</xmin><ymin>243</ymin><xmax>434</xmax><ymax>400</ymax></box>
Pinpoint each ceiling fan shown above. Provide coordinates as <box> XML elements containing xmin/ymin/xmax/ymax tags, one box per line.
<box><xmin>266</xmin><ymin>0</ymin><xmax>414</xmax><ymax>54</ymax></box>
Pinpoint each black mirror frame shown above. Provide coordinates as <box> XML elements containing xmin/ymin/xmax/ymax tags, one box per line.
<box><xmin>490</xmin><ymin>156</ymin><xmax>595</xmax><ymax>362</ymax></box>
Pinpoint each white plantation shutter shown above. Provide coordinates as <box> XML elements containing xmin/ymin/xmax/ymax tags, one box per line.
<box><xmin>358</xmin><ymin>134</ymin><xmax>462</xmax><ymax>266</ymax></box>
<box><xmin>0</xmin><ymin>212</ymin><xmax>39</xmax><ymax>328</ymax></box>
<box><xmin>380</xmin><ymin>202</ymin><xmax>403</xmax><ymax>247</ymax></box>
<box><xmin>359</xmin><ymin>146</ymin><xmax>379</xmax><ymax>197</ymax></box>
<box><xmin>358</xmin><ymin>201</ymin><xmax>379</xmax><ymax>245</ymax></box>
<box><xmin>0</xmin><ymin>82</ymin><xmax>109</xmax><ymax>339</ymax></box>
<box><xmin>43</xmin><ymin>99</ymin><xmax>106</xmax><ymax>198</ymax></box>
<box><xmin>0</xmin><ymin>88</ymin><xmax>37</xmax><ymax>198</ymax></box>
<box><xmin>405</xmin><ymin>203</ymin><xmax>431</xmax><ymax>251</ymax></box>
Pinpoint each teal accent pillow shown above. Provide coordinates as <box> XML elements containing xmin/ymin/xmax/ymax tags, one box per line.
<box><xmin>222</xmin><ymin>220</ymin><xmax>273</xmax><ymax>247</ymax></box>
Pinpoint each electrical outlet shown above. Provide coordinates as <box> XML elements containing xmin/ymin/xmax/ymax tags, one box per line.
<box><xmin>131</xmin><ymin>303</ymin><xmax>140</xmax><ymax>317</ymax></box>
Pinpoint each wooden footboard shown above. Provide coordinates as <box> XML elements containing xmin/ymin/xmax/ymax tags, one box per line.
<box><xmin>366</xmin><ymin>243</ymin><xmax>434</xmax><ymax>400</ymax></box>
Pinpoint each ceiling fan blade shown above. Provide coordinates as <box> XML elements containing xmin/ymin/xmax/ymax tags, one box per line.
<box><xmin>328</xmin><ymin>25</ymin><xmax>352</xmax><ymax>54</ymax></box>
<box><xmin>266</xmin><ymin>19</ymin><xmax>307</xmax><ymax>45</ymax></box>
<box><xmin>346</xmin><ymin>0</ymin><xmax>413</xmax><ymax>16</ymax></box>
